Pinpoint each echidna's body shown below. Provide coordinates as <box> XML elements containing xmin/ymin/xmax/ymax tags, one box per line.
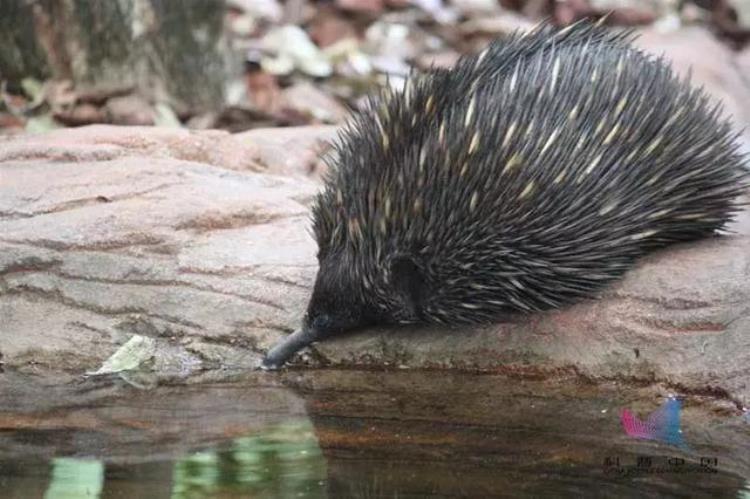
<box><xmin>262</xmin><ymin>21</ymin><xmax>748</xmax><ymax>368</ymax></box>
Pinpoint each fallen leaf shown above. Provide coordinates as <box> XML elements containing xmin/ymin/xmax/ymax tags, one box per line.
<box><xmin>154</xmin><ymin>102</ymin><xmax>182</xmax><ymax>128</ymax></box>
<box><xmin>24</xmin><ymin>114</ymin><xmax>62</xmax><ymax>134</ymax></box>
<box><xmin>86</xmin><ymin>335</ymin><xmax>156</xmax><ymax>376</ymax></box>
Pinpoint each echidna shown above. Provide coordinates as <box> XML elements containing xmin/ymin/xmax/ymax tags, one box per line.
<box><xmin>262</xmin><ymin>20</ymin><xmax>749</xmax><ymax>369</ymax></box>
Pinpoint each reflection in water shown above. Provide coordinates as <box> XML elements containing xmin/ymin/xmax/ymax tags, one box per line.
<box><xmin>1</xmin><ymin>369</ymin><xmax>748</xmax><ymax>498</ymax></box>
<box><xmin>40</xmin><ymin>421</ymin><xmax>326</xmax><ymax>499</ymax></box>
<box><xmin>45</xmin><ymin>458</ymin><xmax>104</xmax><ymax>499</ymax></box>
<box><xmin>171</xmin><ymin>421</ymin><xmax>326</xmax><ymax>499</ymax></box>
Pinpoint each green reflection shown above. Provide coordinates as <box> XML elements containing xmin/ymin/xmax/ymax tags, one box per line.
<box><xmin>171</xmin><ymin>420</ymin><xmax>326</xmax><ymax>499</ymax></box>
<box><xmin>44</xmin><ymin>457</ymin><xmax>104</xmax><ymax>499</ymax></box>
<box><xmin>739</xmin><ymin>481</ymin><xmax>750</xmax><ymax>499</ymax></box>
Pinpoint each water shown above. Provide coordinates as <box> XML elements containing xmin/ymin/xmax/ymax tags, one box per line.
<box><xmin>1</xmin><ymin>369</ymin><xmax>749</xmax><ymax>498</ymax></box>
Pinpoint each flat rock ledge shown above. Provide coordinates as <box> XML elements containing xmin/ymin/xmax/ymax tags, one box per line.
<box><xmin>3</xmin><ymin>26</ymin><xmax>750</xmax><ymax>404</ymax></box>
<box><xmin>1</xmin><ymin>124</ymin><xmax>748</xmax><ymax>406</ymax></box>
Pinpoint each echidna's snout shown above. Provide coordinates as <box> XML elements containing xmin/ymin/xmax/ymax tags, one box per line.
<box><xmin>261</xmin><ymin>327</ymin><xmax>317</xmax><ymax>370</ymax></box>
<box><xmin>262</xmin><ymin>276</ymin><xmax>373</xmax><ymax>369</ymax></box>
<box><xmin>261</xmin><ymin>309</ymin><xmax>368</xmax><ymax>369</ymax></box>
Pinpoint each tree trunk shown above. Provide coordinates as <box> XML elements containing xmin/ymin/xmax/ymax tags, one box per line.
<box><xmin>0</xmin><ymin>0</ymin><xmax>232</xmax><ymax>115</ymax></box>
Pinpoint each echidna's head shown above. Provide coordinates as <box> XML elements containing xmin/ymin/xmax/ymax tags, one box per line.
<box><xmin>304</xmin><ymin>256</ymin><xmax>376</xmax><ymax>336</ymax></box>
<box><xmin>260</xmin><ymin>255</ymin><xmax>376</xmax><ymax>370</ymax></box>
<box><xmin>261</xmin><ymin>250</ymin><xmax>426</xmax><ymax>369</ymax></box>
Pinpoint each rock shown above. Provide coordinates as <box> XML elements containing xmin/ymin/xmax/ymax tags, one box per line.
<box><xmin>315</xmin><ymin>235</ymin><xmax>750</xmax><ymax>402</ymax></box>
<box><xmin>328</xmin><ymin>44</ymin><xmax>375</xmax><ymax>77</ymax></box>
<box><xmin>451</xmin><ymin>0</ymin><xmax>501</xmax><ymax>15</ymax></box>
<box><xmin>0</xmin><ymin>113</ymin><xmax>25</xmax><ymax>132</ymax></box>
<box><xmin>335</xmin><ymin>0</ymin><xmax>385</xmax><ymax>13</ymax></box>
<box><xmin>364</xmin><ymin>22</ymin><xmax>416</xmax><ymax>61</ymax></box>
<box><xmin>308</xmin><ymin>8</ymin><xmax>359</xmax><ymax>48</ymax></box>
<box><xmin>0</xmin><ymin>125</ymin><xmax>264</xmax><ymax>171</ymax></box>
<box><xmin>459</xmin><ymin>13</ymin><xmax>535</xmax><ymax>37</ymax></box>
<box><xmin>53</xmin><ymin>103</ymin><xmax>107</xmax><ymax>127</ymax></box>
<box><xmin>410</xmin><ymin>0</ymin><xmax>460</xmax><ymax>24</ymax></box>
<box><xmin>727</xmin><ymin>0</ymin><xmax>750</xmax><ymax>30</ymax></box>
<box><xmin>261</xmin><ymin>25</ymin><xmax>333</xmax><ymax>78</ymax></box>
<box><xmin>282</xmin><ymin>82</ymin><xmax>350</xmax><ymax>124</ymax></box>
<box><xmin>105</xmin><ymin>95</ymin><xmax>156</xmax><ymax>126</ymax></box>
<box><xmin>246</xmin><ymin>70</ymin><xmax>284</xmax><ymax>115</ymax></box>
<box><xmin>235</xmin><ymin>125</ymin><xmax>340</xmax><ymax>178</ymax></box>
<box><xmin>2</xmin><ymin>31</ymin><xmax>750</xmax><ymax>403</ymax></box>
<box><xmin>369</xmin><ymin>55</ymin><xmax>412</xmax><ymax>77</ymax></box>
<box><xmin>228</xmin><ymin>13</ymin><xmax>257</xmax><ymax>37</ymax></box>
<box><xmin>636</xmin><ymin>26</ymin><xmax>750</xmax><ymax>139</ymax></box>
<box><xmin>416</xmin><ymin>50</ymin><xmax>461</xmax><ymax>70</ymax></box>
<box><xmin>227</xmin><ymin>0</ymin><xmax>283</xmax><ymax>22</ymax></box>
<box><xmin>0</xmin><ymin>369</ymin><xmax>308</xmax><ymax>460</ymax></box>
<box><xmin>0</xmin><ymin>125</ymin><xmax>321</xmax><ymax>374</ymax></box>
<box><xmin>589</xmin><ymin>0</ymin><xmax>665</xmax><ymax>23</ymax></box>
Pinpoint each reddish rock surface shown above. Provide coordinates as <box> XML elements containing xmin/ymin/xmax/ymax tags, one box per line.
<box><xmin>636</xmin><ymin>26</ymin><xmax>750</xmax><ymax>148</ymax></box>
<box><xmin>1</xmin><ymin>28</ymin><xmax>749</xmax><ymax>405</ymax></box>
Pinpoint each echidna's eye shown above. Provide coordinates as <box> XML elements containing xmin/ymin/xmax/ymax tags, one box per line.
<box><xmin>311</xmin><ymin>314</ymin><xmax>332</xmax><ymax>331</ymax></box>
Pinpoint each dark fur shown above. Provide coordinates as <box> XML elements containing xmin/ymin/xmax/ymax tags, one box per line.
<box><xmin>264</xmin><ymin>21</ymin><xmax>748</xmax><ymax>367</ymax></box>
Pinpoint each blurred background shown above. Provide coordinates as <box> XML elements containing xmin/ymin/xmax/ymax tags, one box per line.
<box><xmin>1</xmin><ymin>0</ymin><xmax>750</xmax><ymax>135</ymax></box>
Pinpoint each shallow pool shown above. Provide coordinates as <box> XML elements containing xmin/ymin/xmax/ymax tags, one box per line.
<box><xmin>1</xmin><ymin>369</ymin><xmax>748</xmax><ymax>498</ymax></box>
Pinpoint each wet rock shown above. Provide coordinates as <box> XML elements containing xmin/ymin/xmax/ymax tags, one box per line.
<box><xmin>299</xmin><ymin>370</ymin><xmax>750</xmax><ymax>493</ymax></box>
<box><xmin>1</xmin><ymin>370</ymin><xmax>747</xmax><ymax>496</ymax></box>
<box><xmin>0</xmin><ymin>370</ymin><xmax>307</xmax><ymax>460</ymax></box>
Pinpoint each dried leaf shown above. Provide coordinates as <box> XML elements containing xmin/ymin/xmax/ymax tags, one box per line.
<box><xmin>154</xmin><ymin>103</ymin><xmax>182</xmax><ymax>128</ymax></box>
<box><xmin>20</xmin><ymin>77</ymin><xmax>45</xmax><ymax>107</ymax></box>
<box><xmin>24</xmin><ymin>114</ymin><xmax>61</xmax><ymax>134</ymax></box>
<box><xmin>86</xmin><ymin>335</ymin><xmax>156</xmax><ymax>376</ymax></box>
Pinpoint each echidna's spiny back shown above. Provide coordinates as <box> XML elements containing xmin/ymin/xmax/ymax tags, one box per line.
<box><xmin>311</xmin><ymin>22</ymin><xmax>748</xmax><ymax>325</ymax></box>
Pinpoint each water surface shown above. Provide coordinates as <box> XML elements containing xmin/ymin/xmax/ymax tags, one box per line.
<box><xmin>1</xmin><ymin>369</ymin><xmax>748</xmax><ymax>498</ymax></box>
